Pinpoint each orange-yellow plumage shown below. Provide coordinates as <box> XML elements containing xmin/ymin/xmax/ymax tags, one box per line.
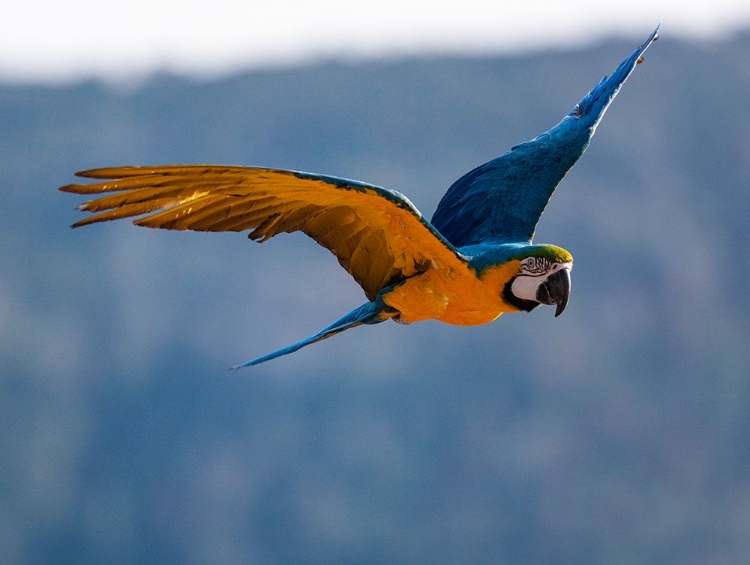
<box><xmin>61</xmin><ymin>165</ymin><xmax>468</xmax><ymax>302</ymax></box>
<box><xmin>383</xmin><ymin>260</ymin><xmax>522</xmax><ymax>325</ymax></box>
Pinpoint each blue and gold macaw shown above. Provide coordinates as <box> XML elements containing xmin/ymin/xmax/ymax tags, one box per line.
<box><xmin>61</xmin><ymin>27</ymin><xmax>659</xmax><ymax>367</ymax></box>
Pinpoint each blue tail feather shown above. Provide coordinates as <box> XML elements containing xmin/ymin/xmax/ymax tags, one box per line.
<box><xmin>231</xmin><ymin>300</ymin><xmax>393</xmax><ymax>369</ymax></box>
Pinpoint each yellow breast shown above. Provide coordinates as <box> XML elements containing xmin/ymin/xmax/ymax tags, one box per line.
<box><xmin>381</xmin><ymin>260</ymin><xmax>523</xmax><ymax>326</ymax></box>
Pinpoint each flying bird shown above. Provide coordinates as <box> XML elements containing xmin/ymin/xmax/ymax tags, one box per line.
<box><xmin>61</xmin><ymin>26</ymin><xmax>659</xmax><ymax>368</ymax></box>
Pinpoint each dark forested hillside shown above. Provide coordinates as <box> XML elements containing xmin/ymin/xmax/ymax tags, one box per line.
<box><xmin>2</xmin><ymin>31</ymin><xmax>750</xmax><ymax>565</ymax></box>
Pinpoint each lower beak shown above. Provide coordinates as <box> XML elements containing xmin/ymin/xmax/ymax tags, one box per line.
<box><xmin>536</xmin><ymin>268</ymin><xmax>572</xmax><ymax>317</ymax></box>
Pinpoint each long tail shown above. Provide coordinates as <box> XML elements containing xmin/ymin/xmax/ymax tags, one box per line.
<box><xmin>231</xmin><ymin>300</ymin><xmax>396</xmax><ymax>369</ymax></box>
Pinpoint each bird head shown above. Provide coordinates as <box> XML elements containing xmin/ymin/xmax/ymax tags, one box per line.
<box><xmin>504</xmin><ymin>245</ymin><xmax>573</xmax><ymax>317</ymax></box>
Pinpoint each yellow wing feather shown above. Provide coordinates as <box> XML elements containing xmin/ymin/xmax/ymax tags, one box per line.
<box><xmin>61</xmin><ymin>165</ymin><xmax>469</xmax><ymax>300</ymax></box>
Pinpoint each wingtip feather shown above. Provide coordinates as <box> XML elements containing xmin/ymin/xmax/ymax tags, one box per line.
<box><xmin>74</xmin><ymin>166</ymin><xmax>141</xmax><ymax>179</ymax></box>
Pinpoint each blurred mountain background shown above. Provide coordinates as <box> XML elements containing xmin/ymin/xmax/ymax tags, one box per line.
<box><xmin>2</xmin><ymin>30</ymin><xmax>750</xmax><ymax>565</ymax></box>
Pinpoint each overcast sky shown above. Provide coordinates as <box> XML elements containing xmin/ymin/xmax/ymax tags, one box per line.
<box><xmin>4</xmin><ymin>0</ymin><xmax>750</xmax><ymax>82</ymax></box>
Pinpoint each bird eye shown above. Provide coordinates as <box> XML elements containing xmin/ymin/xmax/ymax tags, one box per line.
<box><xmin>521</xmin><ymin>256</ymin><xmax>551</xmax><ymax>275</ymax></box>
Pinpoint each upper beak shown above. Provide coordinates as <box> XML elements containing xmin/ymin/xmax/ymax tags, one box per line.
<box><xmin>536</xmin><ymin>268</ymin><xmax>572</xmax><ymax>317</ymax></box>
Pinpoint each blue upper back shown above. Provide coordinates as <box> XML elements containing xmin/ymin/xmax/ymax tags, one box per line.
<box><xmin>431</xmin><ymin>26</ymin><xmax>660</xmax><ymax>247</ymax></box>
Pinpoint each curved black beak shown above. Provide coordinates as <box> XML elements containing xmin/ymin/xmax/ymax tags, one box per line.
<box><xmin>536</xmin><ymin>268</ymin><xmax>571</xmax><ymax>317</ymax></box>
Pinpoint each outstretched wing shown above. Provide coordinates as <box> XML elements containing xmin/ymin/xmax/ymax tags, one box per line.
<box><xmin>61</xmin><ymin>165</ymin><xmax>468</xmax><ymax>300</ymax></box>
<box><xmin>431</xmin><ymin>25</ymin><xmax>660</xmax><ymax>247</ymax></box>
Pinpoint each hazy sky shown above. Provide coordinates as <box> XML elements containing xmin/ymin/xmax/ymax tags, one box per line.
<box><xmin>4</xmin><ymin>0</ymin><xmax>750</xmax><ymax>82</ymax></box>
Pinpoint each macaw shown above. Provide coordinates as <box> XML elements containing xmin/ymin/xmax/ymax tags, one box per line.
<box><xmin>61</xmin><ymin>26</ymin><xmax>659</xmax><ymax>368</ymax></box>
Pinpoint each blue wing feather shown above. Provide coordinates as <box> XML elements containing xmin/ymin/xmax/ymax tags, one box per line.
<box><xmin>431</xmin><ymin>25</ymin><xmax>660</xmax><ymax>246</ymax></box>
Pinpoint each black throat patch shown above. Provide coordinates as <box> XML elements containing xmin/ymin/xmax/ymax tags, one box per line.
<box><xmin>503</xmin><ymin>278</ymin><xmax>540</xmax><ymax>313</ymax></box>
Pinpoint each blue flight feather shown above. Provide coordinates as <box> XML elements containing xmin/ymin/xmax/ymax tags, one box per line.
<box><xmin>431</xmin><ymin>25</ymin><xmax>660</xmax><ymax>247</ymax></box>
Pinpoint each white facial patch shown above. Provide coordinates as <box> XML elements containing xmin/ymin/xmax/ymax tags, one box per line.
<box><xmin>510</xmin><ymin>259</ymin><xmax>573</xmax><ymax>302</ymax></box>
<box><xmin>511</xmin><ymin>275</ymin><xmax>545</xmax><ymax>302</ymax></box>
